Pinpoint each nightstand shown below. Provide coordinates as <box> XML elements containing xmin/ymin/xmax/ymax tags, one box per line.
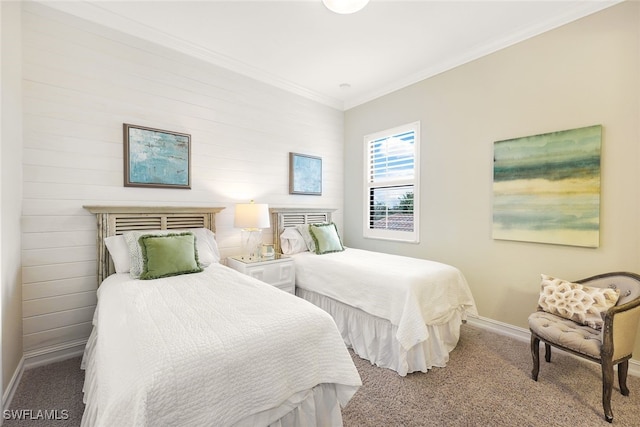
<box><xmin>226</xmin><ymin>254</ymin><xmax>295</xmax><ymax>294</ymax></box>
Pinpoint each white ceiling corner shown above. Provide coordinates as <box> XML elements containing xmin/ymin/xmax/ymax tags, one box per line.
<box><xmin>33</xmin><ymin>0</ymin><xmax>623</xmax><ymax>111</ymax></box>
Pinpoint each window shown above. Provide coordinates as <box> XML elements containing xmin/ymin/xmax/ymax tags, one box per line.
<box><xmin>363</xmin><ymin>122</ymin><xmax>420</xmax><ymax>242</ymax></box>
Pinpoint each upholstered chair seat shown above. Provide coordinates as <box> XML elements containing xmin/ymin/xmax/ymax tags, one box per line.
<box><xmin>529</xmin><ymin>311</ymin><xmax>602</xmax><ymax>358</ymax></box>
<box><xmin>528</xmin><ymin>272</ymin><xmax>640</xmax><ymax>423</ymax></box>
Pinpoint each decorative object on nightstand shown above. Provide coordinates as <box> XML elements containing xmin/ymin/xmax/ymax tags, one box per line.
<box><xmin>261</xmin><ymin>244</ymin><xmax>275</xmax><ymax>259</ymax></box>
<box><xmin>227</xmin><ymin>254</ymin><xmax>295</xmax><ymax>294</ymax></box>
<box><xmin>234</xmin><ymin>200</ymin><xmax>270</xmax><ymax>260</ymax></box>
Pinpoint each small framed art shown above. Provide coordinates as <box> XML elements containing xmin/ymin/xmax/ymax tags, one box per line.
<box><xmin>123</xmin><ymin>123</ymin><xmax>191</xmax><ymax>189</ymax></box>
<box><xmin>289</xmin><ymin>152</ymin><xmax>322</xmax><ymax>195</ymax></box>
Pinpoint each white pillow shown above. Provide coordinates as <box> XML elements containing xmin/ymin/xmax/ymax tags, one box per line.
<box><xmin>295</xmin><ymin>224</ymin><xmax>317</xmax><ymax>252</ymax></box>
<box><xmin>104</xmin><ymin>235</ymin><xmax>131</xmax><ymax>273</ymax></box>
<box><xmin>191</xmin><ymin>227</ymin><xmax>221</xmax><ymax>266</ymax></box>
<box><xmin>112</xmin><ymin>228</ymin><xmax>220</xmax><ymax>277</ymax></box>
<box><xmin>280</xmin><ymin>227</ymin><xmax>308</xmax><ymax>255</ymax></box>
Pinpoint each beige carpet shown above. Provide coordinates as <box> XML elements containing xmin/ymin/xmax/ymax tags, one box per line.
<box><xmin>342</xmin><ymin>323</ymin><xmax>640</xmax><ymax>426</ymax></box>
<box><xmin>5</xmin><ymin>323</ymin><xmax>640</xmax><ymax>426</ymax></box>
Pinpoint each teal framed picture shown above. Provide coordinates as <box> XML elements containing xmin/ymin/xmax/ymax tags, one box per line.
<box><xmin>289</xmin><ymin>152</ymin><xmax>322</xmax><ymax>195</ymax></box>
<box><xmin>493</xmin><ymin>125</ymin><xmax>601</xmax><ymax>247</ymax></box>
<box><xmin>124</xmin><ymin>123</ymin><xmax>191</xmax><ymax>189</ymax></box>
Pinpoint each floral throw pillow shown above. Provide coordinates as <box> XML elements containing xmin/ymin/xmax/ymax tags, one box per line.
<box><xmin>538</xmin><ymin>274</ymin><xmax>620</xmax><ymax>330</ymax></box>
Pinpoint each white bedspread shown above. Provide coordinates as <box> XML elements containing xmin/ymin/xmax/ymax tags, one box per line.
<box><xmin>81</xmin><ymin>264</ymin><xmax>361</xmax><ymax>427</ymax></box>
<box><xmin>291</xmin><ymin>248</ymin><xmax>477</xmax><ymax>351</ymax></box>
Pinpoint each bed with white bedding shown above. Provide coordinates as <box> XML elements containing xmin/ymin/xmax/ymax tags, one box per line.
<box><xmin>81</xmin><ymin>206</ymin><xmax>361</xmax><ymax>427</ymax></box>
<box><xmin>271</xmin><ymin>208</ymin><xmax>478</xmax><ymax>376</ymax></box>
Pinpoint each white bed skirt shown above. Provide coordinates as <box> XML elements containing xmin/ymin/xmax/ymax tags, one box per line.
<box><xmin>297</xmin><ymin>288</ymin><xmax>465</xmax><ymax>376</ymax></box>
<box><xmin>81</xmin><ymin>327</ymin><xmax>347</xmax><ymax>427</ymax></box>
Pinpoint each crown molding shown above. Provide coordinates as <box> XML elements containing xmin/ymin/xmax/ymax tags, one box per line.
<box><xmin>29</xmin><ymin>0</ymin><xmax>622</xmax><ymax>112</ymax></box>
<box><xmin>343</xmin><ymin>0</ymin><xmax>623</xmax><ymax>110</ymax></box>
<box><xmin>27</xmin><ymin>1</ymin><xmax>345</xmax><ymax>110</ymax></box>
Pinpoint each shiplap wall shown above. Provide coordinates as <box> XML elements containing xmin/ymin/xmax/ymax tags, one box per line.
<box><xmin>21</xmin><ymin>3</ymin><xmax>344</xmax><ymax>358</ymax></box>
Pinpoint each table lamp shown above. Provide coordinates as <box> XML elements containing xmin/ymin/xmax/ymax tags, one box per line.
<box><xmin>234</xmin><ymin>200</ymin><xmax>270</xmax><ymax>259</ymax></box>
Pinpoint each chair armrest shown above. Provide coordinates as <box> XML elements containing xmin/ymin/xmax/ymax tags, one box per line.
<box><xmin>602</xmin><ymin>296</ymin><xmax>640</xmax><ymax>361</ymax></box>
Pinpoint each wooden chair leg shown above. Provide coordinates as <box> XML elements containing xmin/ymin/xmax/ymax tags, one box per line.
<box><xmin>618</xmin><ymin>360</ymin><xmax>630</xmax><ymax>396</ymax></box>
<box><xmin>602</xmin><ymin>358</ymin><xmax>614</xmax><ymax>423</ymax></box>
<box><xmin>544</xmin><ymin>343</ymin><xmax>551</xmax><ymax>363</ymax></box>
<box><xmin>531</xmin><ymin>334</ymin><xmax>540</xmax><ymax>381</ymax></box>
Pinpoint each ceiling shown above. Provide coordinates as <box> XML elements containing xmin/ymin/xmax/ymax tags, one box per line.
<box><xmin>39</xmin><ymin>0</ymin><xmax>621</xmax><ymax>110</ymax></box>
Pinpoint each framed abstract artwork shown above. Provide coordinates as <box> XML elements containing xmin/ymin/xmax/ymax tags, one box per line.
<box><xmin>492</xmin><ymin>124</ymin><xmax>602</xmax><ymax>248</ymax></box>
<box><xmin>289</xmin><ymin>152</ymin><xmax>322</xmax><ymax>195</ymax></box>
<box><xmin>123</xmin><ymin>123</ymin><xmax>191</xmax><ymax>189</ymax></box>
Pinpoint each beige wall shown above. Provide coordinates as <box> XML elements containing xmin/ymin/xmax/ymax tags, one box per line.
<box><xmin>344</xmin><ymin>2</ymin><xmax>640</xmax><ymax>357</ymax></box>
<box><xmin>1</xmin><ymin>0</ymin><xmax>24</xmax><ymax>399</ymax></box>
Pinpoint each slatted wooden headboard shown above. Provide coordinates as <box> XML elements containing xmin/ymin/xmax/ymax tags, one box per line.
<box><xmin>84</xmin><ymin>205</ymin><xmax>225</xmax><ymax>284</ymax></box>
<box><xmin>270</xmin><ymin>207</ymin><xmax>336</xmax><ymax>254</ymax></box>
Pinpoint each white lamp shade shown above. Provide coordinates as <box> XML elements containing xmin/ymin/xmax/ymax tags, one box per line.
<box><xmin>323</xmin><ymin>0</ymin><xmax>369</xmax><ymax>14</ymax></box>
<box><xmin>234</xmin><ymin>202</ymin><xmax>270</xmax><ymax>229</ymax></box>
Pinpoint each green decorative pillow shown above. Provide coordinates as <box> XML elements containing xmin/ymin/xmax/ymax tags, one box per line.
<box><xmin>139</xmin><ymin>233</ymin><xmax>203</xmax><ymax>280</ymax></box>
<box><xmin>309</xmin><ymin>223</ymin><xmax>344</xmax><ymax>255</ymax></box>
<box><xmin>124</xmin><ymin>228</ymin><xmax>219</xmax><ymax>278</ymax></box>
<box><xmin>538</xmin><ymin>274</ymin><xmax>620</xmax><ymax>330</ymax></box>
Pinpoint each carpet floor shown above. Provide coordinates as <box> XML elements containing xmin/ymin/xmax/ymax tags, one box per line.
<box><xmin>4</xmin><ymin>323</ymin><xmax>640</xmax><ymax>426</ymax></box>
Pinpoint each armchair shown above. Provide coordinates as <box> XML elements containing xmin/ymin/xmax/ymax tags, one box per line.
<box><xmin>528</xmin><ymin>272</ymin><xmax>640</xmax><ymax>423</ymax></box>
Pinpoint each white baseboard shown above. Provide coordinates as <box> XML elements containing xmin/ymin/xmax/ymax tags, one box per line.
<box><xmin>2</xmin><ymin>355</ymin><xmax>24</xmax><ymax>416</ymax></box>
<box><xmin>23</xmin><ymin>339</ymin><xmax>87</xmax><ymax>370</ymax></box>
<box><xmin>466</xmin><ymin>314</ymin><xmax>640</xmax><ymax>378</ymax></box>
<box><xmin>2</xmin><ymin>340</ymin><xmax>86</xmax><ymax>416</ymax></box>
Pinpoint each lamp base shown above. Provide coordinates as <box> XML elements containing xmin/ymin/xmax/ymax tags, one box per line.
<box><xmin>241</xmin><ymin>229</ymin><xmax>263</xmax><ymax>259</ymax></box>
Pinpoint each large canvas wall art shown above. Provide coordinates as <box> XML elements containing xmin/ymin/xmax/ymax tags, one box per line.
<box><xmin>492</xmin><ymin>125</ymin><xmax>601</xmax><ymax>248</ymax></box>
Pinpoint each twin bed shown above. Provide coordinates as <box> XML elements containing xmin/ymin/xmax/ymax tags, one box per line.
<box><xmin>271</xmin><ymin>208</ymin><xmax>478</xmax><ymax>376</ymax></box>
<box><xmin>81</xmin><ymin>205</ymin><xmax>477</xmax><ymax>426</ymax></box>
<box><xmin>81</xmin><ymin>206</ymin><xmax>361</xmax><ymax>427</ymax></box>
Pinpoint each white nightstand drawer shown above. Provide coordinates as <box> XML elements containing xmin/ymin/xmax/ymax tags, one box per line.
<box><xmin>227</xmin><ymin>255</ymin><xmax>295</xmax><ymax>294</ymax></box>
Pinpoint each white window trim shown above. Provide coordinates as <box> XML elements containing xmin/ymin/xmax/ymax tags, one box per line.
<box><xmin>363</xmin><ymin>121</ymin><xmax>420</xmax><ymax>243</ymax></box>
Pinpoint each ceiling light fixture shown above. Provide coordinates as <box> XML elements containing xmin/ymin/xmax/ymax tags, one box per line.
<box><xmin>322</xmin><ymin>0</ymin><xmax>370</xmax><ymax>14</ymax></box>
